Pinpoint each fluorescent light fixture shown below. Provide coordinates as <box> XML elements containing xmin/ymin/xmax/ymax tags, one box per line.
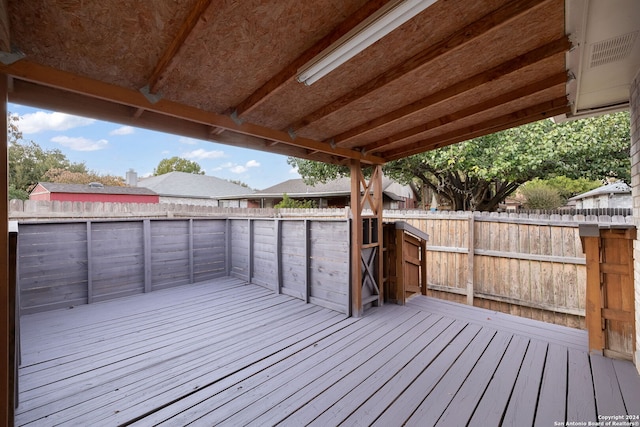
<box><xmin>297</xmin><ymin>0</ymin><xmax>438</xmax><ymax>86</ymax></box>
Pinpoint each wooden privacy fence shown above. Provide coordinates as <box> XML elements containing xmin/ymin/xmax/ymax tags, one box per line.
<box><xmin>16</xmin><ymin>218</ymin><xmax>351</xmax><ymax>315</ymax></box>
<box><xmin>384</xmin><ymin>211</ymin><xmax>632</xmax><ymax>329</ymax></box>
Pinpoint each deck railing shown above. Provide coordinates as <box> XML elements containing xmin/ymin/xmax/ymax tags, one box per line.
<box><xmin>16</xmin><ymin>218</ymin><xmax>351</xmax><ymax>315</ymax></box>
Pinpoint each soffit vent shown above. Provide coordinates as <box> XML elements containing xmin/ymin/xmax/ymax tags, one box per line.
<box><xmin>589</xmin><ymin>31</ymin><xmax>638</xmax><ymax>68</ymax></box>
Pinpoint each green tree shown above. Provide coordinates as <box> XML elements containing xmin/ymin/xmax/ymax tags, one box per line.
<box><xmin>289</xmin><ymin>111</ymin><xmax>630</xmax><ymax>211</ymax></box>
<box><xmin>526</xmin><ymin>176</ymin><xmax>600</xmax><ymax>202</ymax></box>
<box><xmin>274</xmin><ymin>193</ymin><xmax>317</xmax><ymax>208</ymax></box>
<box><xmin>153</xmin><ymin>157</ymin><xmax>204</xmax><ymax>175</ymax></box>
<box><xmin>519</xmin><ymin>180</ymin><xmax>564</xmax><ymax>209</ymax></box>
<box><xmin>42</xmin><ymin>168</ymin><xmax>125</xmax><ymax>186</ymax></box>
<box><xmin>228</xmin><ymin>179</ymin><xmax>251</xmax><ymax>188</ymax></box>
<box><xmin>8</xmin><ymin>114</ymin><xmax>88</xmax><ymax>197</ymax></box>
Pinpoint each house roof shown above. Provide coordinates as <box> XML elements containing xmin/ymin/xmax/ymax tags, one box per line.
<box><xmin>33</xmin><ymin>182</ymin><xmax>157</xmax><ymax>196</ymax></box>
<box><xmin>137</xmin><ymin>171</ymin><xmax>255</xmax><ymax>199</ymax></box>
<box><xmin>252</xmin><ymin>176</ymin><xmax>407</xmax><ymax>200</ymax></box>
<box><xmin>569</xmin><ymin>182</ymin><xmax>632</xmax><ymax>201</ymax></box>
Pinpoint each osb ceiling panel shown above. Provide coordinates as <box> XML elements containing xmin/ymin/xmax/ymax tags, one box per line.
<box><xmin>3</xmin><ymin>0</ymin><xmax>570</xmax><ymax>166</ymax></box>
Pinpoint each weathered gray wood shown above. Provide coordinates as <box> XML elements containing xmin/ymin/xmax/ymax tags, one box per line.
<box><xmin>351</xmin><ymin>322</ymin><xmax>480</xmax><ymax>426</ymax></box>
<box><xmin>432</xmin><ymin>331</ymin><xmax>513</xmax><ymax>426</ymax></box>
<box><xmin>305</xmin><ymin>219</ymin><xmax>310</xmax><ymax>303</ymax></box>
<box><xmin>143</xmin><ymin>219</ymin><xmax>151</xmax><ymax>293</ymax></box>
<box><xmin>468</xmin><ymin>335</ymin><xmax>529</xmax><ymax>426</ymax></box>
<box><xmin>86</xmin><ymin>221</ymin><xmax>93</xmax><ymax>303</ymax></box>
<box><xmin>188</xmin><ymin>219</ymin><xmax>194</xmax><ymax>283</ymax></box>
<box><xmin>591</xmin><ymin>353</ymin><xmax>628</xmax><ymax>416</ymax></box>
<box><xmin>612</xmin><ymin>358</ymin><xmax>640</xmax><ymax>416</ymax></box>
<box><xmin>535</xmin><ymin>343</ymin><xmax>568</xmax><ymax>426</ymax></box>
<box><xmin>275</xmin><ymin>219</ymin><xmax>282</xmax><ymax>294</ymax></box>
<box><xmin>401</xmin><ymin>328</ymin><xmax>500</xmax><ymax>426</ymax></box>
<box><xmin>407</xmin><ymin>296</ymin><xmax>587</xmax><ymax>350</ymax></box>
<box><xmin>16</xmin><ymin>279</ymin><xmax>640</xmax><ymax>426</ymax></box>
<box><xmin>567</xmin><ymin>348</ymin><xmax>597</xmax><ymax>422</ymax></box>
<box><xmin>501</xmin><ymin>339</ymin><xmax>547</xmax><ymax>426</ymax></box>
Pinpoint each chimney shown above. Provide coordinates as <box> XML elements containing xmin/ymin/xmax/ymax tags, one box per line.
<box><xmin>126</xmin><ymin>169</ymin><xmax>138</xmax><ymax>186</ymax></box>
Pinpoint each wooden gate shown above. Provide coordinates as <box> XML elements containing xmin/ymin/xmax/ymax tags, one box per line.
<box><xmin>383</xmin><ymin>221</ymin><xmax>428</xmax><ymax>305</ymax></box>
<box><xmin>580</xmin><ymin>224</ymin><xmax>636</xmax><ymax>360</ymax></box>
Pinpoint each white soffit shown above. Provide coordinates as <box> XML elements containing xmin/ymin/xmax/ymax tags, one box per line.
<box><xmin>565</xmin><ymin>0</ymin><xmax>640</xmax><ymax>118</ymax></box>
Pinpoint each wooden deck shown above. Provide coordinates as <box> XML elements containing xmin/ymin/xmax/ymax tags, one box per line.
<box><xmin>16</xmin><ymin>277</ymin><xmax>640</xmax><ymax>426</ymax></box>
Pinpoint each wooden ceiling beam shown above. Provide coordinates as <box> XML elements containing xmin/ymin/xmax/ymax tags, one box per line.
<box><xmin>331</xmin><ymin>36</ymin><xmax>571</xmax><ymax>147</ymax></box>
<box><xmin>0</xmin><ymin>0</ymin><xmax>10</xmax><ymax>52</ymax></box>
<box><xmin>9</xmin><ymin>79</ymin><xmax>348</xmax><ymax>166</ymax></box>
<box><xmin>287</xmin><ymin>0</ymin><xmax>550</xmax><ymax>133</ymax></box>
<box><xmin>232</xmin><ymin>0</ymin><xmax>392</xmax><ymax>117</ymax></box>
<box><xmin>362</xmin><ymin>72</ymin><xmax>568</xmax><ymax>153</ymax></box>
<box><xmin>384</xmin><ymin>97</ymin><xmax>570</xmax><ymax>160</ymax></box>
<box><xmin>1</xmin><ymin>60</ymin><xmax>384</xmax><ymax>164</ymax></box>
<box><xmin>146</xmin><ymin>0</ymin><xmax>214</xmax><ymax>94</ymax></box>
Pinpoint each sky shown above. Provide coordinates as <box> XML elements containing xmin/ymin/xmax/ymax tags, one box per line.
<box><xmin>8</xmin><ymin>103</ymin><xmax>301</xmax><ymax>190</ymax></box>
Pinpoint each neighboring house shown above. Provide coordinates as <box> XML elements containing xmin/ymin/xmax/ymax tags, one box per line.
<box><xmin>134</xmin><ymin>171</ymin><xmax>255</xmax><ymax>207</ymax></box>
<box><xmin>239</xmin><ymin>176</ymin><xmax>417</xmax><ymax>209</ymax></box>
<box><xmin>29</xmin><ymin>182</ymin><xmax>159</xmax><ymax>203</ymax></box>
<box><xmin>569</xmin><ymin>181</ymin><xmax>632</xmax><ymax>209</ymax></box>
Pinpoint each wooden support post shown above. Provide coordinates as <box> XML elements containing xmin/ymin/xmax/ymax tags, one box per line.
<box><xmin>372</xmin><ymin>165</ymin><xmax>384</xmax><ymax>306</ymax></box>
<box><xmin>225</xmin><ymin>219</ymin><xmax>231</xmax><ymax>277</ymax></box>
<box><xmin>143</xmin><ymin>219</ymin><xmax>152</xmax><ymax>293</ymax></box>
<box><xmin>275</xmin><ymin>219</ymin><xmax>282</xmax><ymax>294</ymax></box>
<box><xmin>580</xmin><ymin>224</ymin><xmax>604</xmax><ymax>354</ymax></box>
<box><xmin>248</xmin><ymin>219</ymin><xmax>254</xmax><ymax>283</ymax></box>
<box><xmin>421</xmin><ymin>238</ymin><xmax>428</xmax><ymax>296</ymax></box>
<box><xmin>349</xmin><ymin>161</ymin><xmax>384</xmax><ymax>316</ymax></box>
<box><xmin>304</xmin><ymin>219</ymin><xmax>310</xmax><ymax>303</ymax></box>
<box><xmin>467</xmin><ymin>213</ymin><xmax>475</xmax><ymax>306</ymax></box>
<box><xmin>350</xmin><ymin>160</ymin><xmax>363</xmax><ymax>317</ymax></box>
<box><xmin>1</xmin><ymin>73</ymin><xmax>13</xmax><ymax>425</ymax></box>
<box><xmin>395</xmin><ymin>228</ymin><xmax>404</xmax><ymax>303</ymax></box>
<box><xmin>86</xmin><ymin>221</ymin><xmax>93</xmax><ymax>304</ymax></box>
<box><xmin>188</xmin><ymin>219</ymin><xmax>194</xmax><ymax>284</ymax></box>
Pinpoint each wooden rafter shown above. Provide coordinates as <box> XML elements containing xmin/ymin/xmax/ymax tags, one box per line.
<box><xmin>1</xmin><ymin>60</ymin><xmax>384</xmax><ymax>164</ymax></box>
<box><xmin>363</xmin><ymin>72</ymin><xmax>568</xmax><ymax>153</ymax></box>
<box><xmin>384</xmin><ymin>97</ymin><xmax>570</xmax><ymax>160</ymax></box>
<box><xmin>331</xmin><ymin>36</ymin><xmax>571</xmax><ymax>147</ymax></box>
<box><xmin>0</xmin><ymin>0</ymin><xmax>9</xmax><ymax>52</ymax></box>
<box><xmin>287</xmin><ymin>0</ymin><xmax>549</xmax><ymax>133</ymax></box>
<box><xmin>146</xmin><ymin>0</ymin><xmax>213</xmax><ymax>94</ymax></box>
<box><xmin>232</xmin><ymin>0</ymin><xmax>393</xmax><ymax>117</ymax></box>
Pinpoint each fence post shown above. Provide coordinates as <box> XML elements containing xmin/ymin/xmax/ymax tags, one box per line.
<box><xmin>86</xmin><ymin>221</ymin><xmax>93</xmax><ymax>304</ymax></box>
<box><xmin>467</xmin><ymin>213</ymin><xmax>475</xmax><ymax>306</ymax></box>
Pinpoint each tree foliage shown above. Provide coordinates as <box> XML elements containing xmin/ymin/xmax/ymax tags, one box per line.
<box><xmin>518</xmin><ymin>180</ymin><xmax>564</xmax><ymax>210</ymax></box>
<box><xmin>8</xmin><ymin>114</ymin><xmax>88</xmax><ymax>198</ymax></box>
<box><xmin>274</xmin><ymin>193</ymin><xmax>317</xmax><ymax>208</ymax></box>
<box><xmin>154</xmin><ymin>156</ymin><xmax>204</xmax><ymax>175</ymax></box>
<box><xmin>228</xmin><ymin>179</ymin><xmax>251</xmax><ymax>189</ymax></box>
<box><xmin>43</xmin><ymin>168</ymin><xmax>125</xmax><ymax>186</ymax></box>
<box><xmin>289</xmin><ymin>112</ymin><xmax>630</xmax><ymax>211</ymax></box>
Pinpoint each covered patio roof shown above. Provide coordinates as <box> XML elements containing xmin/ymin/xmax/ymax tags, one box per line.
<box><xmin>2</xmin><ymin>1</ymin><xmax>639</xmax><ymax>165</ymax></box>
<box><xmin>0</xmin><ymin>0</ymin><xmax>574</xmax><ymax>166</ymax></box>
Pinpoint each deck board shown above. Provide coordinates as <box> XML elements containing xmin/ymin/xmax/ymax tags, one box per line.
<box><xmin>16</xmin><ymin>277</ymin><xmax>640</xmax><ymax>426</ymax></box>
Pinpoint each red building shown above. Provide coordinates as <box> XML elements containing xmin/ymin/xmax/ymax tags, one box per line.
<box><xmin>29</xmin><ymin>182</ymin><xmax>159</xmax><ymax>204</ymax></box>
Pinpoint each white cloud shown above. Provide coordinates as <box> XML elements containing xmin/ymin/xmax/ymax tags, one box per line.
<box><xmin>289</xmin><ymin>166</ymin><xmax>300</xmax><ymax>175</ymax></box>
<box><xmin>18</xmin><ymin>111</ymin><xmax>95</xmax><ymax>134</ymax></box>
<box><xmin>183</xmin><ymin>148</ymin><xmax>225</xmax><ymax>160</ymax></box>
<box><xmin>110</xmin><ymin>126</ymin><xmax>134</xmax><ymax>135</ymax></box>
<box><xmin>51</xmin><ymin>136</ymin><xmax>108</xmax><ymax>151</ymax></box>
<box><xmin>179</xmin><ymin>137</ymin><xmax>198</xmax><ymax>145</ymax></box>
<box><xmin>228</xmin><ymin>160</ymin><xmax>260</xmax><ymax>174</ymax></box>
<box><xmin>230</xmin><ymin>165</ymin><xmax>248</xmax><ymax>174</ymax></box>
